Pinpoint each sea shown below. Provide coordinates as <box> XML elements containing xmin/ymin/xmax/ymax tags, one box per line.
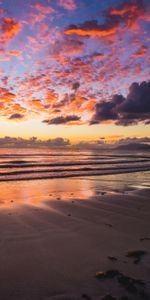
<box><xmin>0</xmin><ymin>148</ymin><xmax>149</xmax><ymax>207</ymax></box>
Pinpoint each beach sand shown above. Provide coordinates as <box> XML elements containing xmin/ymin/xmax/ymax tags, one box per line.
<box><xmin>0</xmin><ymin>178</ymin><xmax>150</xmax><ymax>300</ymax></box>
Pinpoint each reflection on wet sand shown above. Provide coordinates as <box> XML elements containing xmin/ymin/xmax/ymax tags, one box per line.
<box><xmin>0</xmin><ymin>177</ymin><xmax>94</xmax><ymax>208</ymax></box>
<box><xmin>0</xmin><ymin>171</ymin><xmax>150</xmax><ymax>209</ymax></box>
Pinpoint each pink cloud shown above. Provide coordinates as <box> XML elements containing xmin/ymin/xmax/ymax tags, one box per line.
<box><xmin>34</xmin><ymin>2</ymin><xmax>55</xmax><ymax>14</ymax></box>
<box><xmin>58</xmin><ymin>0</ymin><xmax>76</xmax><ymax>11</ymax></box>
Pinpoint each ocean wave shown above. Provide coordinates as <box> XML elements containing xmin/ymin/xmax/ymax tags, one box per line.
<box><xmin>0</xmin><ymin>159</ymin><xmax>149</xmax><ymax>169</ymax></box>
<box><xmin>0</xmin><ymin>164</ymin><xmax>150</xmax><ymax>176</ymax></box>
<box><xmin>0</xmin><ymin>151</ymin><xmax>149</xmax><ymax>182</ymax></box>
<box><xmin>0</xmin><ymin>166</ymin><xmax>150</xmax><ymax>182</ymax></box>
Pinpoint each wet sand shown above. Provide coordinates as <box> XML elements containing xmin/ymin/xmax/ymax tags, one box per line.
<box><xmin>0</xmin><ymin>179</ymin><xmax>150</xmax><ymax>299</ymax></box>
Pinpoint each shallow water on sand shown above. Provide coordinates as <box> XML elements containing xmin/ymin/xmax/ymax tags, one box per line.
<box><xmin>0</xmin><ymin>168</ymin><xmax>149</xmax><ymax>208</ymax></box>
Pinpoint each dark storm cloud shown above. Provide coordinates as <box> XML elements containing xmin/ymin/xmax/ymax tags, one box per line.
<box><xmin>43</xmin><ymin>114</ymin><xmax>80</xmax><ymax>125</ymax></box>
<box><xmin>9</xmin><ymin>113</ymin><xmax>24</xmax><ymax>120</ymax></box>
<box><xmin>91</xmin><ymin>81</ymin><xmax>150</xmax><ymax>126</ymax></box>
<box><xmin>72</xmin><ymin>81</ymin><xmax>80</xmax><ymax>90</ymax></box>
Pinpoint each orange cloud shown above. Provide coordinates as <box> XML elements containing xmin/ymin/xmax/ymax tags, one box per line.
<box><xmin>3</xmin><ymin>92</ymin><xmax>16</xmax><ymax>103</ymax></box>
<box><xmin>8</xmin><ymin>50</ymin><xmax>22</xmax><ymax>56</ymax></box>
<box><xmin>109</xmin><ymin>1</ymin><xmax>144</xmax><ymax>29</ymax></box>
<box><xmin>29</xmin><ymin>99</ymin><xmax>45</xmax><ymax>111</ymax></box>
<box><xmin>0</xmin><ymin>88</ymin><xmax>16</xmax><ymax>105</ymax></box>
<box><xmin>64</xmin><ymin>2</ymin><xmax>144</xmax><ymax>38</ymax></box>
<box><xmin>1</xmin><ymin>17</ymin><xmax>21</xmax><ymax>42</ymax></box>
<box><xmin>12</xmin><ymin>103</ymin><xmax>26</xmax><ymax>113</ymax></box>
<box><xmin>110</xmin><ymin>3</ymin><xmax>140</xmax><ymax>17</ymax></box>
<box><xmin>65</xmin><ymin>26</ymin><xmax>117</xmax><ymax>37</ymax></box>
<box><xmin>45</xmin><ymin>90</ymin><xmax>58</xmax><ymax>105</ymax></box>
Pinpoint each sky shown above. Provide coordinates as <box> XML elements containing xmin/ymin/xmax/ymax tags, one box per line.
<box><xmin>0</xmin><ymin>0</ymin><xmax>150</xmax><ymax>144</ymax></box>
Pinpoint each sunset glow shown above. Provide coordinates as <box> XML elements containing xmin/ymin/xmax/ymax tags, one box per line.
<box><xmin>0</xmin><ymin>0</ymin><xmax>150</xmax><ymax>144</ymax></box>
